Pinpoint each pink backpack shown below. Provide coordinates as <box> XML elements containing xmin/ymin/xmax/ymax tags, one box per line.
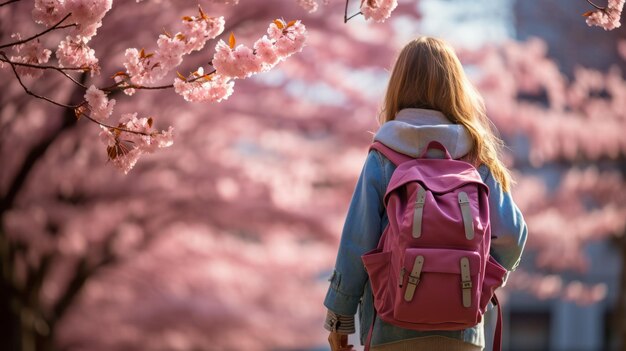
<box><xmin>362</xmin><ymin>141</ymin><xmax>508</xmax><ymax>351</ymax></box>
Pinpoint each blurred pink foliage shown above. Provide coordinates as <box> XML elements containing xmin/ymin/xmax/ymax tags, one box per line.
<box><xmin>463</xmin><ymin>37</ymin><xmax>626</xmax><ymax>304</ymax></box>
<box><xmin>1</xmin><ymin>0</ymin><xmax>626</xmax><ymax>350</ymax></box>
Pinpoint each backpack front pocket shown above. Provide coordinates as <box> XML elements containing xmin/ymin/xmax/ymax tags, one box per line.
<box><xmin>479</xmin><ymin>256</ymin><xmax>507</xmax><ymax>314</ymax></box>
<box><xmin>393</xmin><ymin>248</ymin><xmax>481</xmax><ymax>326</ymax></box>
<box><xmin>362</xmin><ymin>248</ymin><xmax>392</xmax><ymax>303</ymax></box>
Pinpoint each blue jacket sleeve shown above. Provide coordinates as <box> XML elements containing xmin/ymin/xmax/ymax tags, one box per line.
<box><xmin>323</xmin><ymin>150</ymin><xmax>386</xmax><ymax>316</ymax></box>
<box><xmin>478</xmin><ymin>165</ymin><xmax>528</xmax><ymax>272</ymax></box>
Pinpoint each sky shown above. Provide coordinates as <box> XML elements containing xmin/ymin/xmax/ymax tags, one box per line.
<box><xmin>419</xmin><ymin>0</ymin><xmax>515</xmax><ymax>48</ymax></box>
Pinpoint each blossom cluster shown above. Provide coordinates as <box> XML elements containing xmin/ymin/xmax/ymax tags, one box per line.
<box><xmin>82</xmin><ymin>85</ymin><xmax>173</xmax><ymax>174</ymax></box>
<box><xmin>32</xmin><ymin>0</ymin><xmax>113</xmax><ymax>38</ymax></box>
<box><xmin>175</xmin><ymin>19</ymin><xmax>307</xmax><ymax>103</ymax></box>
<box><xmin>173</xmin><ymin>69</ymin><xmax>234</xmax><ymax>103</ymax></box>
<box><xmin>585</xmin><ymin>0</ymin><xmax>625</xmax><ymax>30</ymax></box>
<box><xmin>5</xmin><ymin>0</ymin><xmax>111</xmax><ymax>78</ymax></box>
<box><xmin>98</xmin><ymin>113</ymin><xmax>174</xmax><ymax>174</ymax></box>
<box><xmin>8</xmin><ymin>34</ymin><xmax>51</xmax><ymax>79</ymax></box>
<box><xmin>85</xmin><ymin>85</ymin><xmax>115</xmax><ymax>121</ymax></box>
<box><xmin>360</xmin><ymin>0</ymin><xmax>398</xmax><ymax>23</ymax></box>
<box><xmin>296</xmin><ymin>0</ymin><xmax>320</xmax><ymax>13</ymax></box>
<box><xmin>122</xmin><ymin>8</ymin><xmax>225</xmax><ymax>89</ymax></box>
<box><xmin>56</xmin><ymin>36</ymin><xmax>100</xmax><ymax>75</ymax></box>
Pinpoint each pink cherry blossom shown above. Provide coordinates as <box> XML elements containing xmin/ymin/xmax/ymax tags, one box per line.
<box><xmin>152</xmin><ymin>126</ymin><xmax>174</xmax><ymax>148</ymax></box>
<box><xmin>155</xmin><ymin>35</ymin><xmax>186</xmax><ymax>71</ymax></box>
<box><xmin>361</xmin><ymin>0</ymin><xmax>398</xmax><ymax>23</ymax></box>
<box><xmin>174</xmin><ymin>73</ymin><xmax>234</xmax><ymax>103</ymax></box>
<box><xmin>212</xmin><ymin>41</ymin><xmax>262</xmax><ymax>79</ymax></box>
<box><xmin>296</xmin><ymin>0</ymin><xmax>319</xmax><ymax>13</ymax></box>
<box><xmin>123</xmin><ymin>12</ymin><xmax>224</xmax><ymax>87</ymax></box>
<box><xmin>267</xmin><ymin>22</ymin><xmax>283</xmax><ymax>41</ymax></box>
<box><xmin>254</xmin><ymin>36</ymin><xmax>280</xmax><ymax>68</ymax></box>
<box><xmin>64</xmin><ymin>0</ymin><xmax>113</xmax><ymax>38</ymax></box>
<box><xmin>56</xmin><ymin>36</ymin><xmax>100</xmax><ymax>75</ymax></box>
<box><xmin>585</xmin><ymin>0</ymin><xmax>625</xmax><ymax>30</ymax></box>
<box><xmin>32</xmin><ymin>0</ymin><xmax>66</xmax><ymax>27</ymax></box>
<box><xmin>123</xmin><ymin>48</ymin><xmax>159</xmax><ymax>86</ymax></box>
<box><xmin>10</xmin><ymin>35</ymin><xmax>51</xmax><ymax>78</ymax></box>
<box><xmin>85</xmin><ymin>85</ymin><xmax>115</xmax><ymax>121</ymax></box>
<box><xmin>274</xmin><ymin>21</ymin><xmax>307</xmax><ymax>57</ymax></box>
<box><xmin>98</xmin><ymin>113</ymin><xmax>174</xmax><ymax>174</ymax></box>
<box><xmin>178</xmin><ymin>14</ymin><xmax>225</xmax><ymax>53</ymax></box>
<box><xmin>212</xmin><ymin>20</ymin><xmax>307</xmax><ymax>80</ymax></box>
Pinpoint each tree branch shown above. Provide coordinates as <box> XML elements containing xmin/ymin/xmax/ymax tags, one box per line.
<box><xmin>0</xmin><ymin>56</ymin><xmax>89</xmax><ymax>71</ymax></box>
<box><xmin>0</xmin><ymin>56</ymin><xmax>88</xmax><ymax>89</ymax></box>
<box><xmin>0</xmin><ymin>0</ymin><xmax>20</xmax><ymax>7</ymax></box>
<box><xmin>80</xmin><ymin>113</ymin><xmax>152</xmax><ymax>136</ymax></box>
<box><xmin>0</xmin><ymin>13</ymin><xmax>75</xmax><ymax>50</ymax></box>
<box><xmin>50</xmin><ymin>229</ymin><xmax>121</xmax><ymax>323</ymax></box>
<box><xmin>345</xmin><ymin>11</ymin><xmax>363</xmax><ymax>22</ymax></box>
<box><xmin>101</xmin><ymin>69</ymin><xmax>217</xmax><ymax>93</ymax></box>
<box><xmin>0</xmin><ymin>52</ymin><xmax>79</xmax><ymax>109</ymax></box>
<box><xmin>586</xmin><ymin>0</ymin><xmax>606</xmax><ymax>10</ymax></box>
<box><xmin>344</xmin><ymin>0</ymin><xmax>363</xmax><ymax>23</ymax></box>
<box><xmin>24</xmin><ymin>254</ymin><xmax>54</xmax><ymax>314</ymax></box>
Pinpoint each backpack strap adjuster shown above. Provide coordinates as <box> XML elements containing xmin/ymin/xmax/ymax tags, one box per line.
<box><xmin>412</xmin><ymin>185</ymin><xmax>427</xmax><ymax>239</ymax></box>
<box><xmin>460</xmin><ymin>257</ymin><xmax>472</xmax><ymax>308</ymax></box>
<box><xmin>458</xmin><ymin>192</ymin><xmax>475</xmax><ymax>240</ymax></box>
<box><xmin>403</xmin><ymin>255</ymin><xmax>424</xmax><ymax>302</ymax></box>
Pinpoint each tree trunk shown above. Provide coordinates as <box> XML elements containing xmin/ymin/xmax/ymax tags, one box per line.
<box><xmin>0</xmin><ymin>280</ymin><xmax>21</xmax><ymax>351</ymax></box>
<box><xmin>0</xmin><ymin>282</ymin><xmax>56</xmax><ymax>351</ymax></box>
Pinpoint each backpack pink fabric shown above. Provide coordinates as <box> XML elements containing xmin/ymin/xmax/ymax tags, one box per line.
<box><xmin>362</xmin><ymin>141</ymin><xmax>507</xmax><ymax>349</ymax></box>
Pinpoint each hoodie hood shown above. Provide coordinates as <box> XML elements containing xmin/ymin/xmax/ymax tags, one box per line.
<box><xmin>373</xmin><ymin>108</ymin><xmax>473</xmax><ymax>159</ymax></box>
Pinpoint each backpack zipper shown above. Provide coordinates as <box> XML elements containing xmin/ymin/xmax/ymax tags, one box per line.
<box><xmin>399</xmin><ymin>267</ymin><xmax>406</xmax><ymax>288</ymax></box>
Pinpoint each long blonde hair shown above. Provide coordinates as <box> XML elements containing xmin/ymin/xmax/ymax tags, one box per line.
<box><xmin>380</xmin><ymin>37</ymin><xmax>512</xmax><ymax>192</ymax></box>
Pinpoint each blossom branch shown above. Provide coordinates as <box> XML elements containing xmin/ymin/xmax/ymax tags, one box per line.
<box><xmin>0</xmin><ymin>52</ymin><xmax>78</xmax><ymax>109</ymax></box>
<box><xmin>0</xmin><ymin>0</ymin><xmax>20</xmax><ymax>7</ymax></box>
<box><xmin>0</xmin><ymin>56</ymin><xmax>88</xmax><ymax>88</ymax></box>
<box><xmin>79</xmin><ymin>112</ymin><xmax>151</xmax><ymax>136</ymax></box>
<box><xmin>344</xmin><ymin>0</ymin><xmax>362</xmax><ymax>23</ymax></box>
<box><xmin>586</xmin><ymin>0</ymin><xmax>606</xmax><ymax>10</ymax></box>
<box><xmin>0</xmin><ymin>57</ymin><xmax>89</xmax><ymax>71</ymax></box>
<box><xmin>102</xmin><ymin>69</ymin><xmax>218</xmax><ymax>93</ymax></box>
<box><xmin>584</xmin><ymin>0</ymin><xmax>623</xmax><ymax>30</ymax></box>
<box><xmin>0</xmin><ymin>13</ymin><xmax>74</xmax><ymax>50</ymax></box>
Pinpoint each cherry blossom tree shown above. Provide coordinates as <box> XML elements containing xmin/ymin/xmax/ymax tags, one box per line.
<box><xmin>1</xmin><ymin>0</ymin><xmax>625</xmax><ymax>351</ymax></box>
<box><xmin>476</xmin><ymin>37</ymin><xmax>626</xmax><ymax>346</ymax></box>
<box><xmin>0</xmin><ymin>1</ymin><xmax>417</xmax><ymax>350</ymax></box>
<box><xmin>1</xmin><ymin>0</ymin><xmax>307</xmax><ymax>174</ymax></box>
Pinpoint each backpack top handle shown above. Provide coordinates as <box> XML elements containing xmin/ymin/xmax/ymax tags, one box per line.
<box><xmin>418</xmin><ymin>140</ymin><xmax>452</xmax><ymax>160</ymax></box>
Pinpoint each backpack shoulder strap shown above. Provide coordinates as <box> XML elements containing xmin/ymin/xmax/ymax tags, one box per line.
<box><xmin>369</xmin><ymin>141</ymin><xmax>414</xmax><ymax>166</ymax></box>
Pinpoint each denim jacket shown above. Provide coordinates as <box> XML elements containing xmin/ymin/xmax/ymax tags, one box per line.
<box><xmin>323</xmin><ymin>109</ymin><xmax>528</xmax><ymax>348</ymax></box>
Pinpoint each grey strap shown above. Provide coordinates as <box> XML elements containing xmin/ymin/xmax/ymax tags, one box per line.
<box><xmin>412</xmin><ymin>185</ymin><xmax>426</xmax><ymax>238</ymax></box>
<box><xmin>458</xmin><ymin>192</ymin><xmax>474</xmax><ymax>240</ymax></box>
<box><xmin>403</xmin><ymin>255</ymin><xmax>424</xmax><ymax>302</ymax></box>
<box><xmin>460</xmin><ymin>257</ymin><xmax>472</xmax><ymax>308</ymax></box>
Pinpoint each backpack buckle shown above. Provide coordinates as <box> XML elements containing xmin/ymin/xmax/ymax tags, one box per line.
<box><xmin>404</xmin><ymin>256</ymin><xmax>424</xmax><ymax>302</ymax></box>
<box><xmin>408</xmin><ymin>275</ymin><xmax>420</xmax><ymax>285</ymax></box>
<box><xmin>460</xmin><ymin>257</ymin><xmax>472</xmax><ymax>307</ymax></box>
